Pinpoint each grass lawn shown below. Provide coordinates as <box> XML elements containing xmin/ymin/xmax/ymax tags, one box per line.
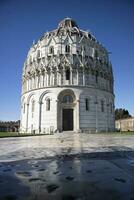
<box><xmin>0</xmin><ymin>132</ymin><xmax>47</xmax><ymax>138</ymax></box>
<box><xmin>0</xmin><ymin>131</ymin><xmax>134</xmax><ymax>138</ymax></box>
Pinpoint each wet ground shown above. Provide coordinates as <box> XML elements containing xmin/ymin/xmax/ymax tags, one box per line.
<box><xmin>0</xmin><ymin>133</ymin><xmax>134</xmax><ymax>200</ymax></box>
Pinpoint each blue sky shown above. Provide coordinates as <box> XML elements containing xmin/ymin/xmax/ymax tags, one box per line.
<box><xmin>0</xmin><ymin>0</ymin><xmax>134</xmax><ymax>120</ymax></box>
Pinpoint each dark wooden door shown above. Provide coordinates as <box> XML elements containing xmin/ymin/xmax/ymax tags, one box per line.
<box><xmin>62</xmin><ymin>109</ymin><xmax>73</xmax><ymax>131</ymax></box>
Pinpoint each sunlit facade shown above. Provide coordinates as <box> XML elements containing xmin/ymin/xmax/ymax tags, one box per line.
<box><xmin>20</xmin><ymin>18</ymin><xmax>115</xmax><ymax>133</ymax></box>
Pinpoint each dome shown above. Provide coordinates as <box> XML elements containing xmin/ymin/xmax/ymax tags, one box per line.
<box><xmin>23</xmin><ymin>18</ymin><xmax>113</xmax><ymax>82</ymax></box>
<box><xmin>22</xmin><ymin>17</ymin><xmax>114</xmax><ymax>94</ymax></box>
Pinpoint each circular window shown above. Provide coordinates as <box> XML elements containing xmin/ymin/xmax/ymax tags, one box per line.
<box><xmin>62</xmin><ymin>95</ymin><xmax>73</xmax><ymax>103</ymax></box>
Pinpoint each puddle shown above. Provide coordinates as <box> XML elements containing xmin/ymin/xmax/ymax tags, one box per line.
<box><xmin>1</xmin><ymin>194</ymin><xmax>18</xmax><ymax>200</ymax></box>
<box><xmin>46</xmin><ymin>184</ymin><xmax>59</xmax><ymax>193</ymax></box>
<box><xmin>62</xmin><ymin>194</ymin><xmax>76</xmax><ymax>200</ymax></box>
<box><xmin>114</xmin><ymin>178</ymin><xmax>126</xmax><ymax>183</ymax></box>
<box><xmin>86</xmin><ymin>170</ymin><xmax>92</xmax><ymax>173</ymax></box>
<box><xmin>29</xmin><ymin>178</ymin><xmax>41</xmax><ymax>182</ymax></box>
<box><xmin>16</xmin><ymin>171</ymin><xmax>32</xmax><ymax>177</ymax></box>
<box><xmin>66</xmin><ymin>176</ymin><xmax>74</xmax><ymax>181</ymax></box>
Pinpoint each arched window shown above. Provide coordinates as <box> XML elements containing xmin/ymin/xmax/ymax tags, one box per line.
<box><xmin>66</xmin><ymin>69</ymin><xmax>70</xmax><ymax>80</ymax></box>
<box><xmin>49</xmin><ymin>46</ymin><xmax>54</xmax><ymax>54</ymax></box>
<box><xmin>62</xmin><ymin>95</ymin><xmax>73</xmax><ymax>103</ymax></box>
<box><xmin>85</xmin><ymin>98</ymin><xmax>89</xmax><ymax>111</ymax></box>
<box><xmin>46</xmin><ymin>98</ymin><xmax>50</xmax><ymax>111</ymax></box>
<box><xmin>101</xmin><ymin>100</ymin><xmax>104</xmax><ymax>112</ymax></box>
<box><xmin>65</xmin><ymin>45</ymin><xmax>70</xmax><ymax>53</ymax></box>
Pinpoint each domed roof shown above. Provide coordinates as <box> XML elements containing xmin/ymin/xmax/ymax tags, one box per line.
<box><xmin>23</xmin><ymin>17</ymin><xmax>113</xmax><ymax>86</ymax></box>
<box><xmin>58</xmin><ymin>17</ymin><xmax>79</xmax><ymax>29</ymax></box>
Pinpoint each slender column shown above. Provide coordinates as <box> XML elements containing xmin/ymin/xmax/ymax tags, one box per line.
<box><xmin>106</xmin><ymin>103</ymin><xmax>109</xmax><ymax>132</ymax></box>
<box><xmin>56</xmin><ymin>70</ymin><xmax>59</xmax><ymax>85</ymax></box>
<box><xmin>59</xmin><ymin>71</ymin><xmax>61</xmax><ymax>85</ymax></box>
<box><xmin>44</xmin><ymin>71</ymin><xmax>47</xmax><ymax>87</ymax></box>
<box><xmin>29</xmin><ymin>78</ymin><xmax>32</xmax><ymax>90</ymax></box>
<box><xmin>40</xmin><ymin>74</ymin><xmax>42</xmax><ymax>87</ymax></box>
<box><xmin>50</xmin><ymin>70</ymin><xmax>54</xmax><ymax>86</ymax></box>
<box><xmin>49</xmin><ymin>71</ymin><xmax>51</xmax><ymax>86</ymax></box>
<box><xmin>28</xmin><ymin>79</ymin><xmax>30</xmax><ymax>90</ymax></box>
<box><xmin>37</xmin><ymin>75</ymin><xmax>39</xmax><ymax>88</ymax></box>
<box><xmin>53</xmin><ymin>71</ymin><xmax>55</xmax><ymax>85</ymax></box>
<box><xmin>83</xmin><ymin>69</ymin><xmax>85</xmax><ymax>86</ymax></box>
<box><xmin>38</xmin><ymin>75</ymin><xmax>40</xmax><ymax>88</ymax></box>
<box><xmin>31</xmin><ymin>78</ymin><xmax>33</xmax><ymax>89</ymax></box>
<box><xmin>63</xmin><ymin>69</ymin><xmax>65</xmax><ymax>85</ymax></box>
<box><xmin>41</xmin><ymin>73</ymin><xmax>44</xmax><ymax>87</ymax></box>
<box><xmin>95</xmin><ymin>97</ymin><xmax>98</xmax><ymax>132</ymax></box>
<box><xmin>33</xmin><ymin>76</ymin><xmax>35</xmax><ymax>89</ymax></box>
<box><xmin>70</xmin><ymin>69</ymin><xmax>72</xmax><ymax>85</ymax></box>
<box><xmin>58</xmin><ymin>70</ymin><xmax>61</xmax><ymax>85</ymax></box>
<box><xmin>27</xmin><ymin>79</ymin><xmax>29</xmax><ymax>90</ymax></box>
<box><xmin>77</xmin><ymin>69</ymin><xmax>79</xmax><ymax>85</ymax></box>
<box><xmin>76</xmin><ymin>99</ymin><xmax>80</xmax><ymax>131</ymax></box>
<box><xmin>43</xmin><ymin>73</ymin><xmax>45</xmax><ymax>87</ymax></box>
<box><xmin>29</xmin><ymin>79</ymin><xmax>31</xmax><ymax>90</ymax></box>
<box><xmin>46</xmin><ymin>72</ymin><xmax>48</xmax><ymax>87</ymax></box>
<box><xmin>26</xmin><ymin>103</ymin><xmax>29</xmax><ymax>132</ymax></box>
<box><xmin>47</xmin><ymin>72</ymin><xmax>50</xmax><ymax>86</ymax></box>
<box><xmin>56</xmin><ymin>99</ymin><xmax>59</xmax><ymax>132</ymax></box>
<box><xmin>38</xmin><ymin>102</ymin><xmax>42</xmax><ymax>133</ymax></box>
<box><xmin>35</xmin><ymin>76</ymin><xmax>37</xmax><ymax>88</ymax></box>
<box><xmin>33</xmin><ymin>77</ymin><xmax>35</xmax><ymax>89</ymax></box>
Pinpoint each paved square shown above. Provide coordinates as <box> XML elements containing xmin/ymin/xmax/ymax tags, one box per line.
<box><xmin>0</xmin><ymin>133</ymin><xmax>134</xmax><ymax>200</ymax></box>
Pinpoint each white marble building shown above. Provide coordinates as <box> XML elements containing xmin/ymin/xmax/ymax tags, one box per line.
<box><xmin>20</xmin><ymin>18</ymin><xmax>115</xmax><ymax>134</ymax></box>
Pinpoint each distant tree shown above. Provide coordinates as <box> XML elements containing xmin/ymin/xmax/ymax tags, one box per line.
<box><xmin>115</xmin><ymin>108</ymin><xmax>132</xmax><ymax>120</ymax></box>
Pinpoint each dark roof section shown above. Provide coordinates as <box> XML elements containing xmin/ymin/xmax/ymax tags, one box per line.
<box><xmin>58</xmin><ymin>17</ymin><xmax>79</xmax><ymax>29</ymax></box>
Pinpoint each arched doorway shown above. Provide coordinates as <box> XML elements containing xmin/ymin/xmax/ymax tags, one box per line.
<box><xmin>57</xmin><ymin>89</ymin><xmax>76</xmax><ymax>132</ymax></box>
<box><xmin>62</xmin><ymin>94</ymin><xmax>74</xmax><ymax>131</ymax></box>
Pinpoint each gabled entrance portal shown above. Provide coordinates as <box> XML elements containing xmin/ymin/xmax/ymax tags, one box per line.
<box><xmin>62</xmin><ymin>109</ymin><xmax>73</xmax><ymax>131</ymax></box>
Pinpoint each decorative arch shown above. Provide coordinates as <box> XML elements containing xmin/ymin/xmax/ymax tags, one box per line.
<box><xmin>57</xmin><ymin>89</ymin><xmax>78</xmax><ymax>132</ymax></box>
<box><xmin>58</xmin><ymin>89</ymin><xmax>76</xmax><ymax>103</ymax></box>
<box><xmin>39</xmin><ymin>90</ymin><xmax>52</xmax><ymax>104</ymax></box>
<box><xmin>21</xmin><ymin>96</ymin><xmax>25</xmax><ymax>104</ymax></box>
<box><xmin>27</xmin><ymin>92</ymin><xmax>35</xmax><ymax>105</ymax></box>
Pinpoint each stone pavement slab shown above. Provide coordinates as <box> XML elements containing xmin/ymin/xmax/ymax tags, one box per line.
<box><xmin>0</xmin><ymin>133</ymin><xmax>134</xmax><ymax>199</ymax></box>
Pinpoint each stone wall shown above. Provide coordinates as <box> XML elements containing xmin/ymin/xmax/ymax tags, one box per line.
<box><xmin>20</xmin><ymin>87</ymin><xmax>115</xmax><ymax>133</ymax></box>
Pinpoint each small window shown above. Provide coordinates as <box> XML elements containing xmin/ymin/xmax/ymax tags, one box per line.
<box><xmin>49</xmin><ymin>46</ymin><xmax>54</xmax><ymax>54</ymax></box>
<box><xmin>46</xmin><ymin>98</ymin><xmax>50</xmax><ymax>111</ymax></box>
<box><xmin>101</xmin><ymin>100</ymin><xmax>104</xmax><ymax>112</ymax></box>
<box><xmin>85</xmin><ymin>98</ymin><xmax>89</xmax><ymax>111</ymax></box>
<box><xmin>62</xmin><ymin>95</ymin><xmax>73</xmax><ymax>103</ymax></box>
<box><xmin>65</xmin><ymin>45</ymin><xmax>70</xmax><ymax>53</ymax></box>
<box><xmin>66</xmin><ymin>69</ymin><xmax>70</xmax><ymax>80</ymax></box>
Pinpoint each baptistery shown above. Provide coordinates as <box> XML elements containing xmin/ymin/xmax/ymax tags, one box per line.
<box><xmin>20</xmin><ymin>18</ymin><xmax>115</xmax><ymax>133</ymax></box>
